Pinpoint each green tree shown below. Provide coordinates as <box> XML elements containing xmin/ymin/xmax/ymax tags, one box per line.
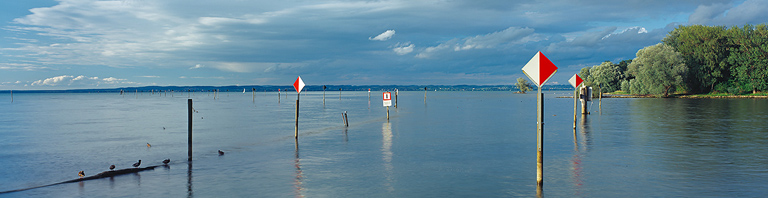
<box><xmin>589</xmin><ymin>61</ymin><xmax>622</xmax><ymax>93</ymax></box>
<box><xmin>627</xmin><ymin>43</ymin><xmax>688</xmax><ymax>97</ymax></box>
<box><xmin>515</xmin><ymin>77</ymin><xmax>532</xmax><ymax>93</ymax></box>
<box><xmin>663</xmin><ymin>25</ymin><xmax>731</xmax><ymax>93</ymax></box>
<box><xmin>727</xmin><ymin>24</ymin><xmax>768</xmax><ymax>94</ymax></box>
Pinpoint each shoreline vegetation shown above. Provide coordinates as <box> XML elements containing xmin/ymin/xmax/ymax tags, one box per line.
<box><xmin>557</xmin><ymin>90</ymin><xmax>768</xmax><ymax>99</ymax></box>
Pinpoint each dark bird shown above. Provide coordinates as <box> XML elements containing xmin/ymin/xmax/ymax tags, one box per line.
<box><xmin>163</xmin><ymin>127</ymin><xmax>166</xmax><ymax>130</ymax></box>
<box><xmin>162</xmin><ymin>159</ymin><xmax>170</xmax><ymax>165</ymax></box>
<box><xmin>147</xmin><ymin>143</ymin><xmax>151</xmax><ymax>148</ymax></box>
<box><xmin>133</xmin><ymin>160</ymin><xmax>142</xmax><ymax>168</ymax></box>
<box><xmin>78</xmin><ymin>171</ymin><xmax>85</xmax><ymax>178</ymax></box>
<box><xmin>218</xmin><ymin>150</ymin><xmax>225</xmax><ymax>155</ymax></box>
<box><xmin>109</xmin><ymin>165</ymin><xmax>116</xmax><ymax>170</ymax></box>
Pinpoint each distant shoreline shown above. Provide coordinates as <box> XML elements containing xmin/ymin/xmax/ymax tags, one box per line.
<box><xmin>558</xmin><ymin>94</ymin><xmax>768</xmax><ymax>99</ymax></box>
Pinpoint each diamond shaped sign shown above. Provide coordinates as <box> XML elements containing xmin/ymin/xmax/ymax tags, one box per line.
<box><xmin>293</xmin><ymin>76</ymin><xmax>305</xmax><ymax>93</ymax></box>
<box><xmin>522</xmin><ymin>51</ymin><xmax>558</xmax><ymax>87</ymax></box>
<box><xmin>568</xmin><ymin>74</ymin><xmax>583</xmax><ymax>88</ymax></box>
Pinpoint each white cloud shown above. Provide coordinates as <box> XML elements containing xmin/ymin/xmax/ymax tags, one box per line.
<box><xmin>369</xmin><ymin>30</ymin><xmax>396</xmax><ymax>41</ymax></box>
<box><xmin>688</xmin><ymin>0</ymin><xmax>768</xmax><ymax>25</ymax></box>
<box><xmin>416</xmin><ymin>27</ymin><xmax>539</xmax><ymax>58</ymax></box>
<box><xmin>29</xmin><ymin>75</ymin><xmax>135</xmax><ymax>87</ymax></box>
<box><xmin>392</xmin><ymin>42</ymin><xmax>415</xmax><ymax>55</ymax></box>
<box><xmin>190</xmin><ymin>64</ymin><xmax>204</xmax><ymax>69</ymax></box>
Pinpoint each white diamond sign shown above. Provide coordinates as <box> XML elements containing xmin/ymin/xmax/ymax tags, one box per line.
<box><xmin>522</xmin><ymin>51</ymin><xmax>558</xmax><ymax>87</ymax></box>
<box><xmin>293</xmin><ymin>76</ymin><xmax>305</xmax><ymax>93</ymax></box>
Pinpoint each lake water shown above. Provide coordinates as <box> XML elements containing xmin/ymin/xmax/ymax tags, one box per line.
<box><xmin>1</xmin><ymin>91</ymin><xmax>767</xmax><ymax>197</ymax></box>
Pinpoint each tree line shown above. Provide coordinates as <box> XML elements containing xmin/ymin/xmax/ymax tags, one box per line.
<box><xmin>578</xmin><ymin>24</ymin><xmax>768</xmax><ymax>97</ymax></box>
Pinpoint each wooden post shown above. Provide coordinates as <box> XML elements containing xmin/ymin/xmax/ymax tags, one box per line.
<box><xmin>395</xmin><ymin>89</ymin><xmax>398</xmax><ymax>108</ymax></box>
<box><xmin>386</xmin><ymin>106</ymin><xmax>389</xmax><ymax>120</ymax></box>
<box><xmin>252</xmin><ymin>88</ymin><xmax>255</xmax><ymax>103</ymax></box>
<box><xmin>536</xmin><ymin>87</ymin><xmax>544</xmax><ymax>187</ymax></box>
<box><xmin>344</xmin><ymin>112</ymin><xmax>349</xmax><ymax>127</ymax></box>
<box><xmin>339</xmin><ymin>88</ymin><xmax>342</xmax><ymax>100</ymax></box>
<box><xmin>424</xmin><ymin>87</ymin><xmax>427</xmax><ymax>103</ymax></box>
<box><xmin>188</xmin><ymin>99</ymin><xmax>193</xmax><ymax>161</ymax></box>
<box><xmin>295</xmin><ymin>94</ymin><xmax>299</xmax><ymax>140</ymax></box>
<box><xmin>279</xmin><ymin>89</ymin><xmax>281</xmax><ymax>103</ymax></box>
<box><xmin>322</xmin><ymin>86</ymin><xmax>326</xmax><ymax>104</ymax></box>
<box><xmin>573</xmin><ymin>88</ymin><xmax>578</xmax><ymax>129</ymax></box>
<box><xmin>598</xmin><ymin>85</ymin><xmax>602</xmax><ymax>113</ymax></box>
<box><xmin>10</xmin><ymin>90</ymin><xmax>12</xmax><ymax>103</ymax></box>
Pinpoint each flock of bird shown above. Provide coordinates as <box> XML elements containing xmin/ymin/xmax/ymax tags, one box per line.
<box><xmin>77</xmin><ymin>141</ymin><xmax>225</xmax><ymax>178</ymax></box>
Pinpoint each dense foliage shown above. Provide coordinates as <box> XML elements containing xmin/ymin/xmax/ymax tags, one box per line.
<box><xmin>580</xmin><ymin>24</ymin><xmax>768</xmax><ymax>95</ymax></box>
<box><xmin>515</xmin><ymin>77</ymin><xmax>532</xmax><ymax>93</ymax></box>
<box><xmin>627</xmin><ymin>44</ymin><xmax>688</xmax><ymax>97</ymax></box>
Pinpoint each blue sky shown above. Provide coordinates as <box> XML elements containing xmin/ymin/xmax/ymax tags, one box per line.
<box><xmin>1</xmin><ymin>0</ymin><xmax>766</xmax><ymax>90</ymax></box>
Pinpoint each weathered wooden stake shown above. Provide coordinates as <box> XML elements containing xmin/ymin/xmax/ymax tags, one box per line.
<box><xmin>344</xmin><ymin>112</ymin><xmax>349</xmax><ymax>126</ymax></box>
<box><xmin>10</xmin><ymin>90</ymin><xmax>12</xmax><ymax>103</ymax></box>
<box><xmin>386</xmin><ymin>106</ymin><xmax>390</xmax><ymax>120</ymax></box>
<box><xmin>295</xmin><ymin>93</ymin><xmax>300</xmax><ymax>140</ymax></box>
<box><xmin>188</xmin><ymin>99</ymin><xmax>193</xmax><ymax>161</ymax></box>
<box><xmin>536</xmin><ymin>88</ymin><xmax>544</xmax><ymax>187</ymax></box>
<box><xmin>395</xmin><ymin>89</ymin><xmax>398</xmax><ymax>108</ymax></box>
<box><xmin>339</xmin><ymin>88</ymin><xmax>342</xmax><ymax>100</ymax></box>
<box><xmin>279</xmin><ymin>89</ymin><xmax>281</xmax><ymax>103</ymax></box>
<box><xmin>252</xmin><ymin>88</ymin><xmax>255</xmax><ymax>103</ymax></box>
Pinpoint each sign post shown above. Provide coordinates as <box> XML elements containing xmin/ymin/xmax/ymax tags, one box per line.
<box><xmin>521</xmin><ymin>51</ymin><xmax>558</xmax><ymax>188</ymax></box>
<box><xmin>293</xmin><ymin>76</ymin><xmax>305</xmax><ymax>140</ymax></box>
<box><xmin>383</xmin><ymin>92</ymin><xmax>392</xmax><ymax>120</ymax></box>
<box><xmin>568</xmin><ymin>74</ymin><xmax>583</xmax><ymax>129</ymax></box>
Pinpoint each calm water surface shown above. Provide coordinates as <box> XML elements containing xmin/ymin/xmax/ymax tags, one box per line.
<box><xmin>1</xmin><ymin>91</ymin><xmax>767</xmax><ymax>197</ymax></box>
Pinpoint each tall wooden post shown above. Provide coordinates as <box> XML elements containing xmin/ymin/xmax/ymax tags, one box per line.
<box><xmin>295</xmin><ymin>94</ymin><xmax>299</xmax><ymax>140</ymax></box>
<box><xmin>188</xmin><ymin>99</ymin><xmax>193</xmax><ymax>161</ymax></box>
<box><xmin>252</xmin><ymin>88</ymin><xmax>255</xmax><ymax>103</ymax></box>
<box><xmin>573</xmin><ymin>88</ymin><xmax>578</xmax><ymax>129</ymax></box>
<box><xmin>10</xmin><ymin>90</ymin><xmax>12</xmax><ymax>103</ymax></box>
<box><xmin>536</xmin><ymin>88</ymin><xmax>544</xmax><ymax>187</ymax></box>
<box><xmin>395</xmin><ymin>89</ymin><xmax>398</xmax><ymax>108</ymax></box>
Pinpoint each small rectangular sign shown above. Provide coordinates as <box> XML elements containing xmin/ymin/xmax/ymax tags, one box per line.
<box><xmin>383</xmin><ymin>92</ymin><xmax>392</xmax><ymax>106</ymax></box>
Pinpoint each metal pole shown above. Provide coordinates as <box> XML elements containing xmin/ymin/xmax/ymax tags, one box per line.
<box><xmin>536</xmin><ymin>87</ymin><xmax>544</xmax><ymax>187</ymax></box>
<box><xmin>188</xmin><ymin>99</ymin><xmax>193</xmax><ymax>161</ymax></box>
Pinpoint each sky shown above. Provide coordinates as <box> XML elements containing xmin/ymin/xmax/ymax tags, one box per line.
<box><xmin>1</xmin><ymin>0</ymin><xmax>767</xmax><ymax>90</ymax></box>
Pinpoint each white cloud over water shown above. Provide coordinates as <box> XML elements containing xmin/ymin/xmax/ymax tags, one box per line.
<box><xmin>0</xmin><ymin>0</ymin><xmax>765</xmax><ymax>88</ymax></box>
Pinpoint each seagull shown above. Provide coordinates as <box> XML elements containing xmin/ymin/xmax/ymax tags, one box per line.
<box><xmin>218</xmin><ymin>150</ymin><xmax>225</xmax><ymax>155</ymax></box>
<box><xmin>78</xmin><ymin>171</ymin><xmax>85</xmax><ymax>178</ymax></box>
<box><xmin>109</xmin><ymin>165</ymin><xmax>116</xmax><ymax>170</ymax></box>
<box><xmin>133</xmin><ymin>160</ymin><xmax>142</xmax><ymax>168</ymax></box>
<box><xmin>162</xmin><ymin>159</ymin><xmax>170</xmax><ymax>165</ymax></box>
<box><xmin>147</xmin><ymin>143</ymin><xmax>151</xmax><ymax>148</ymax></box>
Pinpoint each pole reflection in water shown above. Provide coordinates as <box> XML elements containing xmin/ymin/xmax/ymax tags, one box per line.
<box><xmin>381</xmin><ymin>121</ymin><xmax>394</xmax><ymax>192</ymax></box>
<box><xmin>294</xmin><ymin>141</ymin><xmax>305</xmax><ymax>198</ymax></box>
<box><xmin>187</xmin><ymin>161</ymin><xmax>193</xmax><ymax>198</ymax></box>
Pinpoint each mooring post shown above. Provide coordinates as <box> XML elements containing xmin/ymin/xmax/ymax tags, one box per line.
<box><xmin>295</xmin><ymin>94</ymin><xmax>299</xmax><ymax>140</ymax></box>
<box><xmin>188</xmin><ymin>99</ymin><xmax>193</xmax><ymax>161</ymax></box>
<box><xmin>395</xmin><ymin>89</ymin><xmax>398</xmax><ymax>108</ymax></box>
<box><xmin>386</xmin><ymin>106</ymin><xmax>390</xmax><ymax>120</ymax></box>
<box><xmin>279</xmin><ymin>89</ymin><xmax>281</xmax><ymax>103</ymax></box>
<box><xmin>252</xmin><ymin>88</ymin><xmax>255</xmax><ymax>103</ymax></box>
<box><xmin>536</xmin><ymin>88</ymin><xmax>544</xmax><ymax>187</ymax></box>
<box><xmin>343</xmin><ymin>111</ymin><xmax>349</xmax><ymax>127</ymax></box>
<box><xmin>10</xmin><ymin>90</ymin><xmax>12</xmax><ymax>103</ymax></box>
<box><xmin>339</xmin><ymin>88</ymin><xmax>342</xmax><ymax>100</ymax></box>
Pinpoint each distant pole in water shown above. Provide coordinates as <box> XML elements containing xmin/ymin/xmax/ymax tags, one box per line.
<box><xmin>395</xmin><ymin>89</ymin><xmax>398</xmax><ymax>108</ymax></box>
<box><xmin>424</xmin><ymin>87</ymin><xmax>427</xmax><ymax>103</ymax></box>
<box><xmin>322</xmin><ymin>85</ymin><xmax>326</xmax><ymax>104</ymax></box>
<box><xmin>339</xmin><ymin>88</ymin><xmax>342</xmax><ymax>100</ymax></box>
<box><xmin>252</xmin><ymin>88</ymin><xmax>255</xmax><ymax>103</ymax></box>
<box><xmin>278</xmin><ymin>89</ymin><xmax>281</xmax><ymax>104</ymax></box>
<box><xmin>569</xmin><ymin>74</ymin><xmax>583</xmax><ymax>129</ymax></box>
<box><xmin>10</xmin><ymin>90</ymin><xmax>12</xmax><ymax>103</ymax></box>
<box><xmin>293</xmin><ymin>76</ymin><xmax>305</xmax><ymax>140</ymax></box>
<box><xmin>368</xmin><ymin>88</ymin><xmax>371</xmax><ymax>101</ymax></box>
<box><xmin>136</xmin><ymin>89</ymin><xmax>138</xmax><ymax>99</ymax></box>
<box><xmin>342</xmin><ymin>111</ymin><xmax>349</xmax><ymax>127</ymax></box>
<box><xmin>188</xmin><ymin>99</ymin><xmax>193</xmax><ymax>161</ymax></box>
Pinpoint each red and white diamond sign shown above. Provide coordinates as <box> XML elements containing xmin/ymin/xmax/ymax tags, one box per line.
<box><xmin>522</xmin><ymin>51</ymin><xmax>558</xmax><ymax>87</ymax></box>
<box><xmin>293</xmin><ymin>76</ymin><xmax>305</xmax><ymax>93</ymax></box>
<box><xmin>568</xmin><ymin>74</ymin><xmax>583</xmax><ymax>88</ymax></box>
